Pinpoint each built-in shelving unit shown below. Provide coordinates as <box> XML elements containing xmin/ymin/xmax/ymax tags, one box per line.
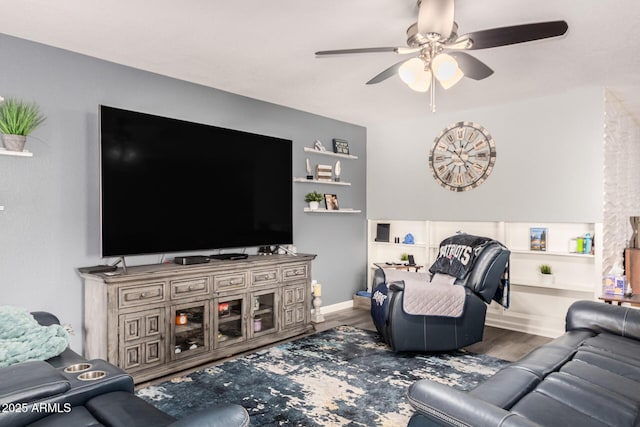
<box><xmin>304</xmin><ymin>208</ymin><xmax>361</xmax><ymax>214</ymax></box>
<box><xmin>303</xmin><ymin>147</ymin><xmax>358</xmax><ymax>160</ymax></box>
<box><xmin>0</xmin><ymin>148</ymin><xmax>33</xmax><ymax>157</ymax></box>
<box><xmin>368</xmin><ymin>219</ymin><xmax>603</xmax><ymax>338</ymax></box>
<box><xmin>293</xmin><ymin>177</ymin><xmax>351</xmax><ymax>186</ymax></box>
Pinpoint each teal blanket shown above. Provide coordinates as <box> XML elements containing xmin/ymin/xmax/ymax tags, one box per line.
<box><xmin>0</xmin><ymin>306</ymin><xmax>69</xmax><ymax>367</ymax></box>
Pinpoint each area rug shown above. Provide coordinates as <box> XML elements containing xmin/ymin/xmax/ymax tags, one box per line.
<box><xmin>137</xmin><ymin>325</ymin><xmax>508</xmax><ymax>426</ymax></box>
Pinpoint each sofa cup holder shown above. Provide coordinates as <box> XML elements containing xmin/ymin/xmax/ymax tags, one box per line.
<box><xmin>64</xmin><ymin>363</ymin><xmax>92</xmax><ymax>373</ymax></box>
<box><xmin>77</xmin><ymin>370</ymin><xmax>107</xmax><ymax>381</ymax></box>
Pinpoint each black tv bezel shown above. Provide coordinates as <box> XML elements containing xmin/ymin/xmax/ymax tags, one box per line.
<box><xmin>98</xmin><ymin>105</ymin><xmax>293</xmax><ymax>257</ymax></box>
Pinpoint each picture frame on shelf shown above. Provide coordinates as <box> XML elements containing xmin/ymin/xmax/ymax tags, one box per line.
<box><xmin>530</xmin><ymin>227</ymin><xmax>547</xmax><ymax>251</ymax></box>
<box><xmin>332</xmin><ymin>138</ymin><xmax>350</xmax><ymax>155</ymax></box>
<box><xmin>324</xmin><ymin>194</ymin><xmax>339</xmax><ymax>210</ymax></box>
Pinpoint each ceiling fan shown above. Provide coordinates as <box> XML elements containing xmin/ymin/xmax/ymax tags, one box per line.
<box><xmin>315</xmin><ymin>0</ymin><xmax>568</xmax><ymax>112</ymax></box>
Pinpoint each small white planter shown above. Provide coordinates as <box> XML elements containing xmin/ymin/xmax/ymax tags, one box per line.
<box><xmin>541</xmin><ymin>273</ymin><xmax>555</xmax><ymax>286</ymax></box>
<box><xmin>308</xmin><ymin>201</ymin><xmax>320</xmax><ymax>210</ymax></box>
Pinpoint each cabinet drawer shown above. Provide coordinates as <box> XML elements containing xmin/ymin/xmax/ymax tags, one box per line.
<box><xmin>251</xmin><ymin>268</ymin><xmax>279</xmax><ymax>287</ymax></box>
<box><xmin>170</xmin><ymin>277</ymin><xmax>210</xmax><ymax>299</ymax></box>
<box><xmin>282</xmin><ymin>265</ymin><xmax>308</xmax><ymax>282</ymax></box>
<box><xmin>119</xmin><ymin>283</ymin><xmax>166</xmax><ymax>308</ymax></box>
<box><xmin>214</xmin><ymin>272</ymin><xmax>247</xmax><ymax>292</ymax></box>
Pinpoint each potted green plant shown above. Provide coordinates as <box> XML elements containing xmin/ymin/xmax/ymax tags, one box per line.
<box><xmin>304</xmin><ymin>191</ymin><xmax>323</xmax><ymax>210</ymax></box>
<box><xmin>0</xmin><ymin>97</ymin><xmax>46</xmax><ymax>152</ymax></box>
<box><xmin>539</xmin><ymin>264</ymin><xmax>554</xmax><ymax>285</ymax></box>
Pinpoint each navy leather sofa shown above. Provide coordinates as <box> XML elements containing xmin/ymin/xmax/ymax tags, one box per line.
<box><xmin>406</xmin><ymin>300</ymin><xmax>640</xmax><ymax>426</ymax></box>
<box><xmin>0</xmin><ymin>312</ymin><xmax>249</xmax><ymax>427</ymax></box>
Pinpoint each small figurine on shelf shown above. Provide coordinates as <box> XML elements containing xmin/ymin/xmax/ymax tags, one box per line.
<box><xmin>305</xmin><ymin>158</ymin><xmax>313</xmax><ymax>180</ymax></box>
<box><xmin>334</xmin><ymin>160</ymin><xmax>341</xmax><ymax>182</ymax></box>
<box><xmin>313</xmin><ymin>139</ymin><xmax>326</xmax><ymax>151</ymax></box>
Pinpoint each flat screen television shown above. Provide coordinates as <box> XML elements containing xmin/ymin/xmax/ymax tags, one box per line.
<box><xmin>100</xmin><ymin>105</ymin><xmax>293</xmax><ymax>257</ymax></box>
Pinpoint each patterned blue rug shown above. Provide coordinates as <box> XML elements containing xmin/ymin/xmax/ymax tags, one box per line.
<box><xmin>137</xmin><ymin>325</ymin><xmax>508</xmax><ymax>426</ymax></box>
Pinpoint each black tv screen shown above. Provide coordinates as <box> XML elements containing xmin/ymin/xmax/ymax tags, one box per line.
<box><xmin>100</xmin><ymin>105</ymin><xmax>293</xmax><ymax>257</ymax></box>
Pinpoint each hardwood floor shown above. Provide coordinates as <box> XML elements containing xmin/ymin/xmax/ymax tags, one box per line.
<box><xmin>318</xmin><ymin>306</ymin><xmax>552</xmax><ymax>362</ymax></box>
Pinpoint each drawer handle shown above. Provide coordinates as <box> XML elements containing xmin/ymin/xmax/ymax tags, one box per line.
<box><xmin>130</xmin><ymin>290</ymin><xmax>158</xmax><ymax>300</ymax></box>
<box><xmin>286</xmin><ymin>269</ymin><xmax>305</xmax><ymax>277</ymax></box>
<box><xmin>222</xmin><ymin>278</ymin><xmax>243</xmax><ymax>286</ymax></box>
<box><xmin>256</xmin><ymin>273</ymin><xmax>274</xmax><ymax>281</ymax></box>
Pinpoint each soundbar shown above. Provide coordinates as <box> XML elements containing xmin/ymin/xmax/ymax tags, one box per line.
<box><xmin>209</xmin><ymin>253</ymin><xmax>248</xmax><ymax>260</ymax></box>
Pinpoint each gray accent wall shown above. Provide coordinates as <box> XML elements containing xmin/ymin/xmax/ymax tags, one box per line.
<box><xmin>0</xmin><ymin>34</ymin><xmax>367</xmax><ymax>352</ymax></box>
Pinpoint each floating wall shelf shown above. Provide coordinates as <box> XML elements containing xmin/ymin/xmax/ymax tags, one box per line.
<box><xmin>293</xmin><ymin>177</ymin><xmax>351</xmax><ymax>186</ymax></box>
<box><xmin>303</xmin><ymin>147</ymin><xmax>358</xmax><ymax>160</ymax></box>
<box><xmin>304</xmin><ymin>208</ymin><xmax>361</xmax><ymax>214</ymax></box>
<box><xmin>0</xmin><ymin>148</ymin><xmax>33</xmax><ymax>157</ymax></box>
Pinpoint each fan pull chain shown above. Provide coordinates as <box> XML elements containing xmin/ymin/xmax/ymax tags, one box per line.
<box><xmin>430</xmin><ymin>72</ymin><xmax>436</xmax><ymax>112</ymax></box>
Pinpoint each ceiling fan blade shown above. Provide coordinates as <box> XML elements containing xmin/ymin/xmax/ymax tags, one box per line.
<box><xmin>445</xmin><ymin>35</ymin><xmax>473</xmax><ymax>50</ymax></box>
<box><xmin>463</xmin><ymin>20</ymin><xmax>568</xmax><ymax>50</ymax></box>
<box><xmin>449</xmin><ymin>52</ymin><xmax>493</xmax><ymax>80</ymax></box>
<box><xmin>418</xmin><ymin>0</ymin><xmax>455</xmax><ymax>40</ymax></box>
<box><xmin>316</xmin><ymin>47</ymin><xmax>411</xmax><ymax>56</ymax></box>
<box><xmin>366</xmin><ymin>59</ymin><xmax>412</xmax><ymax>85</ymax></box>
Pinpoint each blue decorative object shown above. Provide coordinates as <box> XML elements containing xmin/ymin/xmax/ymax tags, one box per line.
<box><xmin>403</xmin><ymin>233</ymin><xmax>415</xmax><ymax>244</ymax></box>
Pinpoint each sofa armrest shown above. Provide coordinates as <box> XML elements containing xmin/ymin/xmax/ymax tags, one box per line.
<box><xmin>407</xmin><ymin>380</ymin><xmax>541</xmax><ymax>427</ymax></box>
<box><xmin>566</xmin><ymin>300</ymin><xmax>640</xmax><ymax>340</ymax></box>
<box><xmin>168</xmin><ymin>404</ymin><xmax>250</xmax><ymax>427</ymax></box>
<box><xmin>0</xmin><ymin>361</ymin><xmax>70</xmax><ymax>406</ymax></box>
<box><xmin>30</xmin><ymin>311</ymin><xmax>61</xmax><ymax>327</ymax></box>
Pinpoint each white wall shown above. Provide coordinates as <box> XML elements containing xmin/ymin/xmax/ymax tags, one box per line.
<box><xmin>367</xmin><ymin>87</ymin><xmax>605</xmax><ymax>223</ymax></box>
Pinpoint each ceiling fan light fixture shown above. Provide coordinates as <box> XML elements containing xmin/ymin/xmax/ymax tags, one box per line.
<box><xmin>399</xmin><ymin>58</ymin><xmax>431</xmax><ymax>92</ymax></box>
<box><xmin>431</xmin><ymin>53</ymin><xmax>458</xmax><ymax>81</ymax></box>
<box><xmin>431</xmin><ymin>53</ymin><xmax>464</xmax><ymax>89</ymax></box>
<box><xmin>408</xmin><ymin>70</ymin><xmax>432</xmax><ymax>92</ymax></box>
<box><xmin>398</xmin><ymin>57</ymin><xmax>426</xmax><ymax>85</ymax></box>
<box><xmin>437</xmin><ymin>67</ymin><xmax>464</xmax><ymax>89</ymax></box>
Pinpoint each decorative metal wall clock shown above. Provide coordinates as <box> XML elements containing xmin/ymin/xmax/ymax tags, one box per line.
<box><xmin>428</xmin><ymin>121</ymin><xmax>496</xmax><ymax>192</ymax></box>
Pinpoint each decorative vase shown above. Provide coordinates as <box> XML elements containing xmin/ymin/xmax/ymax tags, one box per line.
<box><xmin>2</xmin><ymin>134</ymin><xmax>26</xmax><ymax>152</ymax></box>
<box><xmin>309</xmin><ymin>201</ymin><xmax>320</xmax><ymax>210</ymax></box>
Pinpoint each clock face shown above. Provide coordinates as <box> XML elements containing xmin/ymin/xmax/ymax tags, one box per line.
<box><xmin>428</xmin><ymin>121</ymin><xmax>496</xmax><ymax>192</ymax></box>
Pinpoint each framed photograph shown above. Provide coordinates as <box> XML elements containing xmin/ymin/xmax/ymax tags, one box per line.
<box><xmin>332</xmin><ymin>138</ymin><xmax>350</xmax><ymax>155</ymax></box>
<box><xmin>324</xmin><ymin>194</ymin><xmax>339</xmax><ymax>211</ymax></box>
<box><xmin>530</xmin><ymin>227</ymin><xmax>547</xmax><ymax>251</ymax></box>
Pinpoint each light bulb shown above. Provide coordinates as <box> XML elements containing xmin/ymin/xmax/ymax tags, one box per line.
<box><xmin>432</xmin><ymin>53</ymin><xmax>464</xmax><ymax>89</ymax></box>
<box><xmin>399</xmin><ymin>58</ymin><xmax>431</xmax><ymax>92</ymax></box>
<box><xmin>408</xmin><ymin>70</ymin><xmax>432</xmax><ymax>92</ymax></box>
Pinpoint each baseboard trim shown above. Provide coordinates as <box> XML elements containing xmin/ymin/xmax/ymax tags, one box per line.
<box><xmin>485</xmin><ymin>314</ymin><xmax>563</xmax><ymax>338</ymax></box>
<box><xmin>318</xmin><ymin>300</ymin><xmax>353</xmax><ymax>315</ymax></box>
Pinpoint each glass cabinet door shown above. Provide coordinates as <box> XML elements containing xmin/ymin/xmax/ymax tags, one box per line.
<box><xmin>171</xmin><ymin>302</ymin><xmax>210</xmax><ymax>360</ymax></box>
<box><xmin>250</xmin><ymin>289</ymin><xmax>277</xmax><ymax>338</ymax></box>
<box><xmin>215</xmin><ymin>295</ymin><xmax>246</xmax><ymax>347</ymax></box>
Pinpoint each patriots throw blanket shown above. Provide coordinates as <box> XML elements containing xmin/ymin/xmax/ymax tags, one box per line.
<box><xmin>429</xmin><ymin>234</ymin><xmax>494</xmax><ymax>279</ymax></box>
<box><xmin>429</xmin><ymin>233</ymin><xmax>510</xmax><ymax>308</ymax></box>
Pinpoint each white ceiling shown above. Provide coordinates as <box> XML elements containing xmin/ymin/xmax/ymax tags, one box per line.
<box><xmin>1</xmin><ymin>0</ymin><xmax>639</xmax><ymax>126</ymax></box>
